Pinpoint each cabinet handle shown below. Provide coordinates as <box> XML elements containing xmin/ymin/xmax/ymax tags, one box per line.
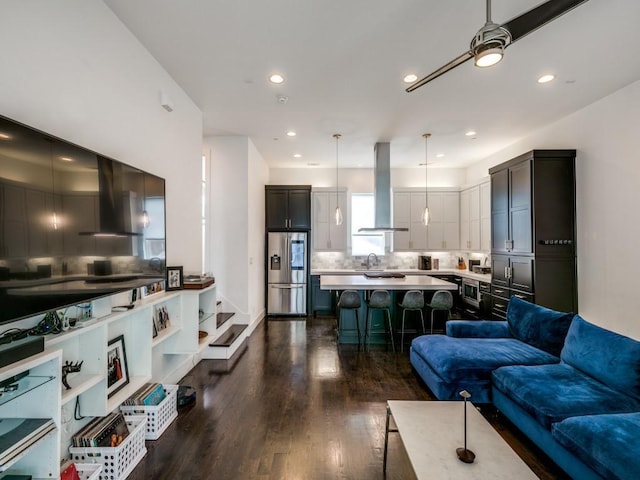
<box><xmin>508</xmin><ymin>267</ymin><xmax>512</xmax><ymax>279</ymax></box>
<box><xmin>494</xmin><ymin>289</ymin><xmax>505</xmax><ymax>294</ymax></box>
<box><xmin>443</xmin><ymin>241</ymin><xmax>446</xmax><ymax>249</ymax></box>
<box><xmin>495</xmin><ymin>303</ymin><xmax>506</xmax><ymax>309</ymax></box>
<box><xmin>409</xmin><ymin>241</ymin><xmax>413</xmax><ymax>249</ymax></box>
<box><xmin>514</xmin><ymin>294</ymin><xmax>526</xmax><ymax>299</ymax></box>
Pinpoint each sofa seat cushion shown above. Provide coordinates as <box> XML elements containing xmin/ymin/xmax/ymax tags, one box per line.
<box><xmin>506</xmin><ymin>297</ymin><xmax>575</xmax><ymax>357</ymax></box>
<box><xmin>552</xmin><ymin>412</ymin><xmax>640</xmax><ymax>480</ymax></box>
<box><xmin>561</xmin><ymin>315</ymin><xmax>640</xmax><ymax>400</ymax></box>
<box><xmin>411</xmin><ymin>334</ymin><xmax>559</xmax><ymax>384</ymax></box>
<box><xmin>492</xmin><ymin>364</ymin><xmax>640</xmax><ymax>430</ymax></box>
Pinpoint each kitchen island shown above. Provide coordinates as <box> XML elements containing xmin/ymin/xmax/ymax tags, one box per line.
<box><xmin>320</xmin><ymin>274</ymin><xmax>458</xmax><ymax>347</ymax></box>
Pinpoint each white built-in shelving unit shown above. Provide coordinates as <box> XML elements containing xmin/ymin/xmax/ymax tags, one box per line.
<box><xmin>0</xmin><ymin>282</ymin><xmax>231</xmax><ymax>479</ymax></box>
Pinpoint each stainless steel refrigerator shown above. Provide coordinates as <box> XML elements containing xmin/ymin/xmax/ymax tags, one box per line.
<box><xmin>267</xmin><ymin>232</ymin><xmax>307</xmax><ymax>315</ymax></box>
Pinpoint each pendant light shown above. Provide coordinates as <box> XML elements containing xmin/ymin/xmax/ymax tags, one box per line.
<box><xmin>333</xmin><ymin>133</ymin><xmax>343</xmax><ymax>225</ymax></box>
<box><xmin>421</xmin><ymin>133</ymin><xmax>431</xmax><ymax>226</ymax></box>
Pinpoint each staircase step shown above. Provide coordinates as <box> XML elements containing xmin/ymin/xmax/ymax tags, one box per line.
<box><xmin>208</xmin><ymin>342</ymin><xmax>248</xmax><ymax>373</ymax></box>
<box><xmin>217</xmin><ymin>312</ymin><xmax>235</xmax><ymax>328</ymax></box>
<box><xmin>209</xmin><ymin>324</ymin><xmax>247</xmax><ymax>347</ymax></box>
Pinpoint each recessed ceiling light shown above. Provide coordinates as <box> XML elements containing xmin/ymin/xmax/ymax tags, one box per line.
<box><xmin>59</xmin><ymin>156</ymin><xmax>74</xmax><ymax>162</ymax></box>
<box><xmin>537</xmin><ymin>74</ymin><xmax>556</xmax><ymax>84</ymax></box>
<box><xmin>465</xmin><ymin>131</ymin><xmax>476</xmax><ymax>137</ymax></box>
<box><xmin>436</xmin><ymin>153</ymin><xmax>445</xmax><ymax>158</ymax></box>
<box><xmin>269</xmin><ymin>73</ymin><xmax>285</xmax><ymax>84</ymax></box>
<box><xmin>293</xmin><ymin>154</ymin><xmax>302</xmax><ymax>158</ymax></box>
<box><xmin>0</xmin><ymin>133</ymin><xmax>10</xmax><ymax>139</ymax></box>
<box><xmin>286</xmin><ymin>131</ymin><xmax>296</xmax><ymax>137</ymax></box>
<box><xmin>403</xmin><ymin>74</ymin><xmax>418</xmax><ymax>83</ymax></box>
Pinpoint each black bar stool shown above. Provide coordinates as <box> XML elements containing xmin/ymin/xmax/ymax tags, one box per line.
<box><xmin>365</xmin><ymin>289</ymin><xmax>394</xmax><ymax>352</ymax></box>
<box><xmin>398</xmin><ymin>290</ymin><xmax>425</xmax><ymax>352</ymax></box>
<box><xmin>337</xmin><ymin>290</ymin><xmax>362</xmax><ymax>346</ymax></box>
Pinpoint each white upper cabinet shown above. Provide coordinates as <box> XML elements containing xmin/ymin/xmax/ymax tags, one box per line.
<box><xmin>393</xmin><ymin>189</ymin><xmax>458</xmax><ymax>251</ymax></box>
<box><xmin>312</xmin><ymin>190</ymin><xmax>347</xmax><ymax>251</ymax></box>
<box><xmin>460</xmin><ymin>186</ymin><xmax>480</xmax><ymax>251</ymax></box>
<box><xmin>426</xmin><ymin>191</ymin><xmax>460</xmax><ymax>250</ymax></box>
<box><xmin>392</xmin><ymin>191</ymin><xmax>428</xmax><ymax>251</ymax></box>
<box><xmin>460</xmin><ymin>181</ymin><xmax>491</xmax><ymax>252</ymax></box>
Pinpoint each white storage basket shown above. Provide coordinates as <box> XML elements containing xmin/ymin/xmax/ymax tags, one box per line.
<box><xmin>69</xmin><ymin>415</ymin><xmax>147</xmax><ymax>480</ymax></box>
<box><xmin>75</xmin><ymin>463</ymin><xmax>102</xmax><ymax>480</ymax></box>
<box><xmin>120</xmin><ymin>384</ymin><xmax>178</xmax><ymax>440</ymax></box>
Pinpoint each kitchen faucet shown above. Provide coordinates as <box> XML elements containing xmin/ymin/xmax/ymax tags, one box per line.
<box><xmin>367</xmin><ymin>253</ymin><xmax>379</xmax><ymax>270</ymax></box>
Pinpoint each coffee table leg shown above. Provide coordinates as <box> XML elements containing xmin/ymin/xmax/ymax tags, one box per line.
<box><xmin>384</xmin><ymin>404</ymin><xmax>391</xmax><ymax>473</ymax></box>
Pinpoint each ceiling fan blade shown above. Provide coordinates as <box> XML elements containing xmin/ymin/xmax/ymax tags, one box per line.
<box><xmin>406</xmin><ymin>50</ymin><xmax>474</xmax><ymax>92</ymax></box>
<box><xmin>502</xmin><ymin>0</ymin><xmax>589</xmax><ymax>43</ymax></box>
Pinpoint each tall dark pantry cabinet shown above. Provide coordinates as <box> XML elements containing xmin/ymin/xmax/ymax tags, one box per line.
<box><xmin>489</xmin><ymin>150</ymin><xmax>577</xmax><ymax>319</ymax></box>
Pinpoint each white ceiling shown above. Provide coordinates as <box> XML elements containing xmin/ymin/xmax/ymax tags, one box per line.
<box><xmin>104</xmin><ymin>0</ymin><xmax>640</xmax><ymax>169</ymax></box>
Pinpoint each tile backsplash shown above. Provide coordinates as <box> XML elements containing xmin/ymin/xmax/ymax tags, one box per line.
<box><xmin>311</xmin><ymin>251</ymin><xmax>490</xmax><ymax>270</ymax></box>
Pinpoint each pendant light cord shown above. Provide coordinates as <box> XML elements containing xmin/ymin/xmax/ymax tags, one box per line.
<box><xmin>333</xmin><ymin>133</ymin><xmax>342</xmax><ymax>225</ymax></box>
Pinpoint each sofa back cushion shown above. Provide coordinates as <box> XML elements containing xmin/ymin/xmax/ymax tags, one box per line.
<box><xmin>561</xmin><ymin>315</ymin><xmax>640</xmax><ymax>399</ymax></box>
<box><xmin>506</xmin><ymin>297</ymin><xmax>575</xmax><ymax>356</ymax></box>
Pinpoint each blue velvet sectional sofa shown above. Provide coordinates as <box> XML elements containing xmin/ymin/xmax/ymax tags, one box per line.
<box><xmin>492</xmin><ymin>316</ymin><xmax>640</xmax><ymax>480</ymax></box>
<box><xmin>409</xmin><ymin>297</ymin><xmax>640</xmax><ymax>479</ymax></box>
<box><xmin>410</xmin><ymin>297</ymin><xmax>574</xmax><ymax>403</ymax></box>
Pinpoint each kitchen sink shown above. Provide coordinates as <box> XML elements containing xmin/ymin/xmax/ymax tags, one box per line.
<box><xmin>363</xmin><ymin>272</ymin><xmax>405</xmax><ymax>279</ymax></box>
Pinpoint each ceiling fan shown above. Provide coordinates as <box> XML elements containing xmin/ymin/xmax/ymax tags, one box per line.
<box><xmin>406</xmin><ymin>0</ymin><xmax>589</xmax><ymax>92</ymax></box>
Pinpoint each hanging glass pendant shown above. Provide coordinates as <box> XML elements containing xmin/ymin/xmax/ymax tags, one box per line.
<box><xmin>142</xmin><ymin>210</ymin><xmax>150</xmax><ymax>228</ymax></box>
<box><xmin>421</xmin><ymin>206</ymin><xmax>430</xmax><ymax>226</ymax></box>
<box><xmin>335</xmin><ymin>205</ymin><xmax>343</xmax><ymax>226</ymax></box>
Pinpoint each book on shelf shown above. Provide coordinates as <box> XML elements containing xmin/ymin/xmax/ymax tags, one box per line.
<box><xmin>123</xmin><ymin>382</ymin><xmax>166</xmax><ymax>406</ymax></box>
<box><xmin>71</xmin><ymin>412</ymin><xmax>129</xmax><ymax>448</ymax></box>
<box><xmin>0</xmin><ymin>418</ymin><xmax>56</xmax><ymax>469</ymax></box>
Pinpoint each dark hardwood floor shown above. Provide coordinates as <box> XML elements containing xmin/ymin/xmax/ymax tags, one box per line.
<box><xmin>129</xmin><ymin>317</ymin><xmax>569</xmax><ymax>479</ymax></box>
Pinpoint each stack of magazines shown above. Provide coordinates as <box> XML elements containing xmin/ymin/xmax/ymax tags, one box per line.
<box><xmin>122</xmin><ymin>383</ymin><xmax>166</xmax><ymax>406</ymax></box>
<box><xmin>0</xmin><ymin>418</ymin><xmax>55</xmax><ymax>470</ymax></box>
<box><xmin>71</xmin><ymin>412</ymin><xmax>129</xmax><ymax>448</ymax></box>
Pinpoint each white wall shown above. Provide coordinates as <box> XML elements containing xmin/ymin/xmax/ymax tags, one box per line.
<box><xmin>0</xmin><ymin>1</ymin><xmax>203</xmax><ymax>272</ymax></box>
<box><xmin>207</xmin><ymin>135</ymin><xmax>268</xmax><ymax>326</ymax></box>
<box><xmin>465</xmin><ymin>80</ymin><xmax>640</xmax><ymax>340</ymax></box>
<box><xmin>269</xmin><ymin>167</ymin><xmax>465</xmax><ymax>191</ymax></box>
<box><xmin>248</xmin><ymin>140</ymin><xmax>269</xmax><ymax>322</ymax></box>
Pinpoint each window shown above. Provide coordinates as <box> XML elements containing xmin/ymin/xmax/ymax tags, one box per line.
<box><xmin>351</xmin><ymin>193</ymin><xmax>384</xmax><ymax>256</ymax></box>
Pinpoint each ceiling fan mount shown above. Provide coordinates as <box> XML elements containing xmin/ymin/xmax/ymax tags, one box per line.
<box><xmin>406</xmin><ymin>0</ymin><xmax>589</xmax><ymax>92</ymax></box>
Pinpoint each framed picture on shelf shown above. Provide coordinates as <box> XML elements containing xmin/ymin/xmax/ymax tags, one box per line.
<box><xmin>153</xmin><ymin>304</ymin><xmax>171</xmax><ymax>337</ymax></box>
<box><xmin>166</xmin><ymin>266</ymin><xmax>183</xmax><ymax>291</ymax></box>
<box><xmin>107</xmin><ymin>335</ymin><xmax>129</xmax><ymax>398</ymax></box>
<box><xmin>141</xmin><ymin>280</ymin><xmax>165</xmax><ymax>298</ymax></box>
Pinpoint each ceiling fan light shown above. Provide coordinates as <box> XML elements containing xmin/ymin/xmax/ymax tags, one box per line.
<box><xmin>474</xmin><ymin>46</ymin><xmax>503</xmax><ymax>67</ymax></box>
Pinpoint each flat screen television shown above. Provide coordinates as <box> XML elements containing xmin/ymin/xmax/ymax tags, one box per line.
<box><xmin>0</xmin><ymin>114</ymin><xmax>166</xmax><ymax>325</ymax></box>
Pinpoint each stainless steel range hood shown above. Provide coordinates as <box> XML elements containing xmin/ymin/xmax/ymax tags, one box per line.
<box><xmin>358</xmin><ymin>142</ymin><xmax>408</xmax><ymax>233</ymax></box>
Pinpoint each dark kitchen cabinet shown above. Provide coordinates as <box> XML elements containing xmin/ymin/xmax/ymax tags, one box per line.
<box><xmin>265</xmin><ymin>186</ymin><xmax>311</xmax><ymax>231</ymax></box>
<box><xmin>489</xmin><ymin>150</ymin><xmax>577</xmax><ymax>317</ymax></box>
<box><xmin>310</xmin><ymin>275</ymin><xmax>336</xmax><ymax>316</ymax></box>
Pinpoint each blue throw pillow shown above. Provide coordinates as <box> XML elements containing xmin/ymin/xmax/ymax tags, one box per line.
<box><xmin>561</xmin><ymin>315</ymin><xmax>640</xmax><ymax>399</ymax></box>
<box><xmin>506</xmin><ymin>297</ymin><xmax>574</xmax><ymax>357</ymax></box>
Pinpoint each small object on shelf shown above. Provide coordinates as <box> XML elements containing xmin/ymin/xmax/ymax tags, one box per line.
<box><xmin>0</xmin><ymin>336</ymin><xmax>44</xmax><ymax>369</ymax></box>
<box><xmin>107</xmin><ymin>335</ymin><xmax>129</xmax><ymax>398</ymax></box>
<box><xmin>121</xmin><ymin>385</ymin><xmax>178</xmax><ymax>440</ymax></box>
<box><xmin>183</xmin><ymin>275</ymin><xmax>215</xmax><ymax>289</ymax></box>
<box><xmin>70</xmin><ymin>415</ymin><xmax>147</xmax><ymax>480</ymax></box>
<box><xmin>166</xmin><ymin>266</ymin><xmax>184</xmax><ymax>291</ymax></box>
<box><xmin>198</xmin><ymin>330</ymin><xmax>208</xmax><ymax>339</ymax></box>
<box><xmin>62</xmin><ymin>360</ymin><xmax>83</xmax><ymax>390</ymax></box>
<box><xmin>0</xmin><ymin>418</ymin><xmax>56</xmax><ymax>470</ymax></box>
<box><xmin>112</xmin><ymin>304</ymin><xmax>135</xmax><ymax>312</ymax></box>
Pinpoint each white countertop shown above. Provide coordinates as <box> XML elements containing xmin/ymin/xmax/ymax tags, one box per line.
<box><xmin>320</xmin><ymin>274</ymin><xmax>459</xmax><ymax>291</ymax></box>
<box><xmin>311</xmin><ymin>268</ymin><xmax>491</xmax><ymax>283</ymax></box>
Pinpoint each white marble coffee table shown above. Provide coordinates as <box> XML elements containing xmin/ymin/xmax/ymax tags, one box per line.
<box><xmin>384</xmin><ymin>401</ymin><xmax>538</xmax><ymax>479</ymax></box>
